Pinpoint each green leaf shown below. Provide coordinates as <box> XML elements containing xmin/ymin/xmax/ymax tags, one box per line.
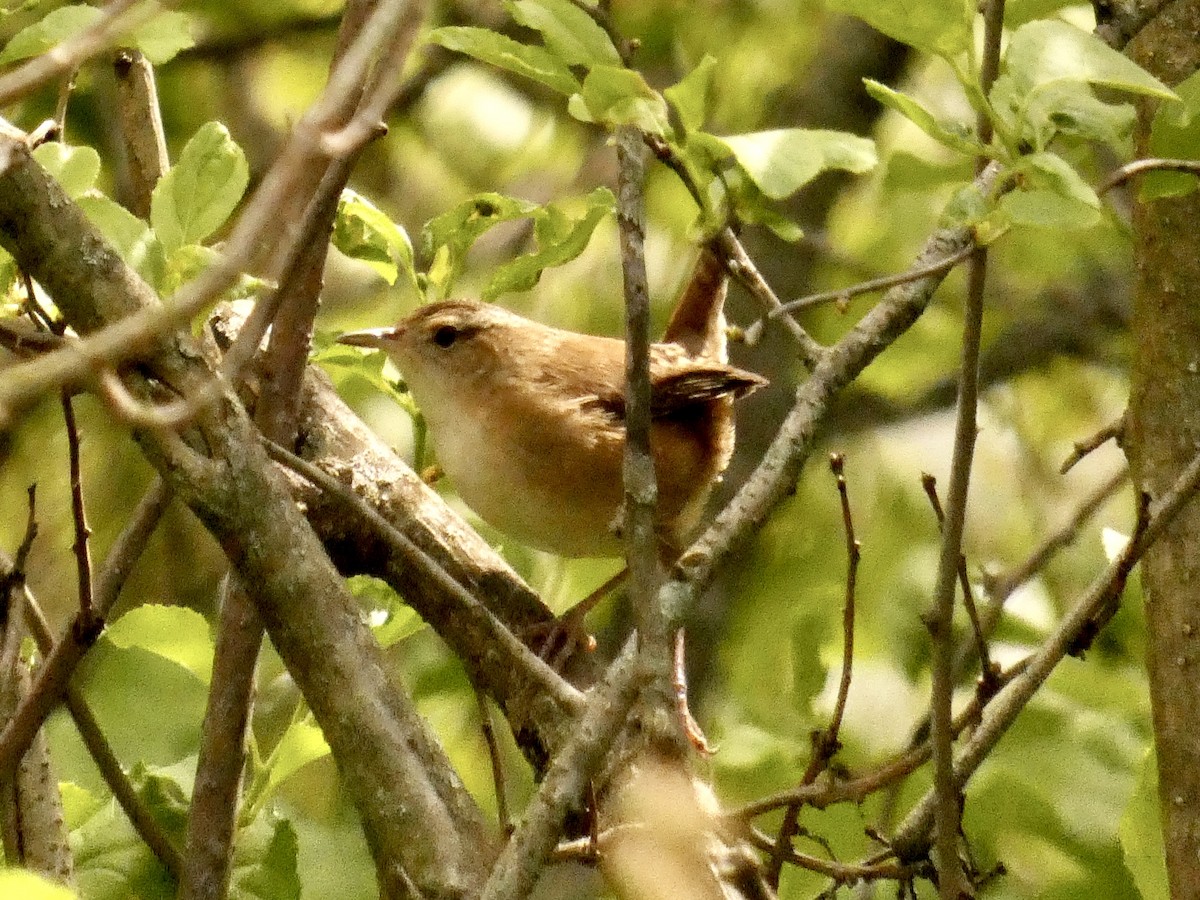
<box><xmin>129</xmin><ymin>762</ymin><xmax>191</xmax><ymax>845</ymax></box>
<box><xmin>824</xmin><ymin>0</ymin><xmax>970</xmax><ymax>59</ymax></box>
<box><xmin>717</xmin><ymin>128</ymin><xmax>877</xmax><ymax>200</ymax></box>
<box><xmin>264</xmin><ymin>720</ymin><xmax>330</xmax><ymax>799</ymax></box>
<box><xmin>312</xmin><ymin>340</ymin><xmax>415</xmax><ymax>411</ymax></box>
<box><xmin>333</xmin><ymin>189</ymin><xmax>417</xmax><ymax>290</ymax></box>
<box><xmin>346</xmin><ymin>574</ymin><xmax>425</xmax><ymax>648</ymax></box>
<box><xmin>568</xmin><ymin>65</ymin><xmax>670</xmax><ymax>135</ymax></box>
<box><xmin>1145</xmin><ymin>69</ymin><xmax>1200</xmax><ymax>200</ymax></box>
<box><xmin>1120</xmin><ymin>749</ymin><xmax>1168</xmax><ymax>900</ymax></box>
<box><xmin>77</xmin><ymin>195</ymin><xmax>165</xmax><ymax>289</ymax></box>
<box><xmin>131</xmin><ymin>10</ymin><xmax>196</xmax><ymax>65</ymax></box>
<box><xmin>430</xmin><ymin>26</ymin><xmax>580</xmax><ymax>95</ymax></box>
<box><xmin>151</xmin><ymin>121</ymin><xmax>249</xmax><ymax>253</ymax></box>
<box><xmin>32</xmin><ymin>142</ymin><xmax>101</xmax><ymax>198</ymax></box>
<box><xmin>0</xmin><ymin>4</ymin><xmax>101</xmax><ymax>65</ymax></box>
<box><xmin>421</xmin><ymin>192</ymin><xmax>541</xmax><ymax>297</ymax></box>
<box><xmin>72</xmin><ymin>793</ymin><xmax>174</xmax><ymax>900</ymax></box>
<box><xmin>81</xmin><ymin>642</ymin><xmax>207</xmax><ymax>765</ymax></box>
<box><xmin>1003</xmin><ymin>20</ymin><xmax>1175</xmax><ymax>101</ymax></box>
<box><xmin>1017</xmin><ymin>151</ymin><xmax>1101</xmax><ymax>209</ymax></box>
<box><xmin>998</xmin><ymin>187</ymin><xmax>1102</xmax><ymax>231</ymax></box>
<box><xmin>664</xmin><ymin>55</ymin><xmax>717</xmax><ymax>134</ymax></box>
<box><xmin>231</xmin><ymin>815</ymin><xmax>301</xmax><ymax>900</ymax></box>
<box><xmin>485</xmin><ymin>186</ymin><xmax>614</xmax><ymax>298</ymax></box>
<box><xmin>992</xmin><ymin>151</ymin><xmax>1102</xmax><ymax>231</ymax></box>
<box><xmin>864</xmin><ymin>80</ymin><xmax>982</xmax><ymax>156</ymax></box>
<box><xmin>505</xmin><ymin>0</ymin><xmax>621</xmax><ymax>67</ymax></box>
<box><xmin>0</xmin><ymin>870</ymin><xmax>76</xmax><ymax>900</ymax></box>
<box><xmin>104</xmin><ymin>604</ymin><xmax>214</xmax><ymax>684</ymax></box>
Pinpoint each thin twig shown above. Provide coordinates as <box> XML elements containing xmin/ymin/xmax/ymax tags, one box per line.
<box><xmin>1060</xmin><ymin>414</ymin><xmax>1125</xmax><ymax>474</ymax></box>
<box><xmin>774</xmin><ymin>245</ymin><xmax>976</xmax><ymax>318</ymax></box>
<box><xmin>767</xmin><ymin>453</ymin><xmax>861</xmax><ymax>889</ymax></box>
<box><xmin>615</xmin><ymin>128</ymin><xmax>670</xmax><ymax>717</ymax></box>
<box><xmin>475</xmin><ymin>689</ymin><xmax>511</xmax><ymax>832</ymax></box>
<box><xmin>1097</xmin><ymin>158</ymin><xmax>1200</xmax><ymax>195</ymax></box>
<box><xmin>59</xmin><ymin>391</ymin><xmax>95</xmax><ymax>618</ymax></box>
<box><xmin>922</xmin><ymin>473</ymin><xmax>996</xmax><ymax>696</ymax></box>
<box><xmin>926</xmin><ymin>4</ymin><xmax>1005</xmax><ymax>892</ymax></box>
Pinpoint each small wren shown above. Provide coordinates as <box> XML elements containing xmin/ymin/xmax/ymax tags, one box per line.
<box><xmin>338</xmin><ymin>252</ymin><xmax>765</xmax><ymax>560</ymax></box>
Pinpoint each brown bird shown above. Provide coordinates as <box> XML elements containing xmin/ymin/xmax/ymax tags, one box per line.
<box><xmin>338</xmin><ymin>252</ymin><xmax>765</xmax><ymax>561</ymax></box>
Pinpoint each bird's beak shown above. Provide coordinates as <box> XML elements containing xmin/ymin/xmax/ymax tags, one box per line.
<box><xmin>337</xmin><ymin>326</ymin><xmax>399</xmax><ymax>350</ymax></box>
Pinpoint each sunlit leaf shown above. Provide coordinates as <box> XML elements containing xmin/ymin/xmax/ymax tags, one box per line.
<box><xmin>430</xmin><ymin>26</ymin><xmax>580</xmax><ymax>95</ymax></box>
<box><xmin>32</xmin><ymin>142</ymin><xmax>101</xmax><ymax>198</ymax></box>
<box><xmin>485</xmin><ymin>187</ymin><xmax>614</xmax><ymax>298</ymax></box>
<box><xmin>568</xmin><ymin>65</ymin><xmax>669</xmax><ymax>135</ymax></box>
<box><xmin>0</xmin><ymin>4</ymin><xmax>101</xmax><ymax>65</ymax></box>
<box><xmin>505</xmin><ymin>0</ymin><xmax>621</xmax><ymax>67</ymax></box>
<box><xmin>333</xmin><ymin>189</ymin><xmax>417</xmax><ymax>290</ymax></box>
<box><xmin>665</xmin><ymin>55</ymin><xmax>718</xmax><ymax>134</ymax></box>
<box><xmin>151</xmin><ymin>122</ymin><xmax>249</xmax><ymax>253</ymax></box>
<box><xmin>824</xmin><ymin>0</ymin><xmax>970</xmax><ymax>58</ymax></box>
<box><xmin>131</xmin><ymin>10</ymin><xmax>196</xmax><ymax>65</ymax></box>
<box><xmin>104</xmin><ymin>604</ymin><xmax>214</xmax><ymax>684</ymax></box>
<box><xmin>1003</xmin><ymin>20</ymin><xmax>1175</xmax><ymax>100</ymax></box>
<box><xmin>265</xmin><ymin>720</ymin><xmax>330</xmax><ymax>799</ymax></box>
<box><xmin>717</xmin><ymin>128</ymin><xmax>876</xmax><ymax>199</ymax></box>
<box><xmin>865</xmin><ymin>80</ymin><xmax>982</xmax><ymax>156</ymax></box>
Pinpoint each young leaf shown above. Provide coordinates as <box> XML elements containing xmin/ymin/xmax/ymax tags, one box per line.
<box><xmin>1003</xmin><ymin>20</ymin><xmax>1175</xmax><ymax>101</ymax></box>
<box><xmin>824</xmin><ymin>0</ymin><xmax>970</xmax><ymax>59</ymax></box>
<box><xmin>717</xmin><ymin>128</ymin><xmax>877</xmax><ymax>200</ymax></box>
<box><xmin>313</xmin><ymin>338</ymin><xmax>418</xmax><ymax>413</ymax></box>
<box><xmin>665</xmin><ymin>55</ymin><xmax>718</xmax><ymax>134</ymax></box>
<box><xmin>430</xmin><ymin>26</ymin><xmax>580</xmax><ymax>95</ymax></box>
<box><xmin>864</xmin><ymin>80</ymin><xmax>982</xmax><ymax>156</ymax></box>
<box><xmin>982</xmin><ymin>151</ymin><xmax>1103</xmax><ymax>234</ymax></box>
<box><xmin>1145</xmin><ymin>69</ymin><xmax>1200</xmax><ymax>200</ymax></box>
<box><xmin>0</xmin><ymin>4</ymin><xmax>101</xmax><ymax>65</ymax></box>
<box><xmin>333</xmin><ymin>189</ymin><xmax>417</xmax><ymax>290</ymax></box>
<box><xmin>568</xmin><ymin>65</ymin><xmax>670</xmax><ymax>135</ymax></box>
<box><xmin>32</xmin><ymin>142</ymin><xmax>101</xmax><ymax>198</ymax></box>
<box><xmin>998</xmin><ymin>188</ymin><xmax>1102</xmax><ymax>230</ymax></box>
<box><xmin>231</xmin><ymin>815</ymin><xmax>301</xmax><ymax>900</ymax></box>
<box><xmin>263</xmin><ymin>720</ymin><xmax>331</xmax><ymax>801</ymax></box>
<box><xmin>132</xmin><ymin>10</ymin><xmax>196</xmax><ymax>65</ymax></box>
<box><xmin>422</xmin><ymin>192</ymin><xmax>541</xmax><ymax>296</ymax></box>
<box><xmin>505</xmin><ymin>0</ymin><xmax>621</xmax><ymax>67</ymax></box>
<box><xmin>151</xmin><ymin>121</ymin><xmax>249</xmax><ymax>253</ymax></box>
<box><xmin>485</xmin><ymin>186</ymin><xmax>615</xmax><ymax>298</ymax></box>
<box><xmin>104</xmin><ymin>604</ymin><xmax>215</xmax><ymax>685</ymax></box>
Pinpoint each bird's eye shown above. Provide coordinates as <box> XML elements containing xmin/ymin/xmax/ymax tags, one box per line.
<box><xmin>432</xmin><ymin>324</ymin><xmax>459</xmax><ymax>348</ymax></box>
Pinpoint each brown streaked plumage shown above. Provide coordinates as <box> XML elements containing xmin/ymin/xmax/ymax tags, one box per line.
<box><xmin>339</xmin><ymin>263</ymin><xmax>764</xmax><ymax>558</ymax></box>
